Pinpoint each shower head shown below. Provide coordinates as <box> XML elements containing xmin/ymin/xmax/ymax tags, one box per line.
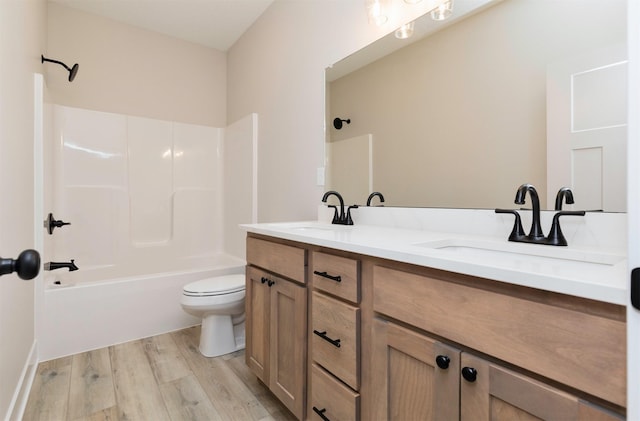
<box><xmin>41</xmin><ymin>55</ymin><xmax>79</xmax><ymax>82</ymax></box>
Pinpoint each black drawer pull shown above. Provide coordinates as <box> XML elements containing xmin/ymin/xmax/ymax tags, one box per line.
<box><xmin>260</xmin><ymin>277</ymin><xmax>267</xmax><ymax>284</ymax></box>
<box><xmin>313</xmin><ymin>330</ymin><xmax>341</xmax><ymax>348</ymax></box>
<box><xmin>313</xmin><ymin>406</ymin><xmax>330</xmax><ymax>421</ymax></box>
<box><xmin>313</xmin><ymin>270</ymin><xmax>342</xmax><ymax>282</ymax></box>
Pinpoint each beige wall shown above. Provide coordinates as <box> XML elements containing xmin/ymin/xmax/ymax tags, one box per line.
<box><xmin>47</xmin><ymin>3</ymin><xmax>227</xmax><ymax>127</ymax></box>
<box><xmin>228</xmin><ymin>0</ymin><xmax>438</xmax><ymax>222</ymax></box>
<box><xmin>0</xmin><ymin>0</ymin><xmax>47</xmax><ymax>418</ymax></box>
<box><xmin>329</xmin><ymin>0</ymin><xmax>626</xmax><ymax>209</ymax></box>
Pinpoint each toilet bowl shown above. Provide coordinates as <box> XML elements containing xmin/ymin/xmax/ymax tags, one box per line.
<box><xmin>180</xmin><ymin>274</ymin><xmax>246</xmax><ymax>357</ymax></box>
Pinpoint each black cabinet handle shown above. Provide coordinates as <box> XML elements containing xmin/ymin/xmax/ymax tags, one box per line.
<box><xmin>313</xmin><ymin>270</ymin><xmax>342</xmax><ymax>283</ymax></box>
<box><xmin>313</xmin><ymin>330</ymin><xmax>341</xmax><ymax>348</ymax></box>
<box><xmin>260</xmin><ymin>276</ymin><xmax>274</xmax><ymax>287</ymax></box>
<box><xmin>313</xmin><ymin>406</ymin><xmax>330</xmax><ymax>421</ymax></box>
<box><xmin>461</xmin><ymin>367</ymin><xmax>477</xmax><ymax>382</ymax></box>
<box><xmin>436</xmin><ymin>355</ymin><xmax>450</xmax><ymax>369</ymax></box>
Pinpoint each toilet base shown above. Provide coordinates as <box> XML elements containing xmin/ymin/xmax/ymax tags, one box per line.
<box><xmin>198</xmin><ymin>313</ymin><xmax>245</xmax><ymax>357</ymax></box>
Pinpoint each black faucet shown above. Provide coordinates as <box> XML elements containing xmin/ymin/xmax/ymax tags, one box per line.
<box><xmin>496</xmin><ymin>184</ymin><xmax>585</xmax><ymax>246</ymax></box>
<box><xmin>322</xmin><ymin>191</ymin><xmax>357</xmax><ymax>225</ymax></box>
<box><xmin>514</xmin><ymin>183</ymin><xmax>544</xmax><ymax>240</ymax></box>
<box><xmin>554</xmin><ymin>187</ymin><xmax>575</xmax><ymax>210</ymax></box>
<box><xmin>366</xmin><ymin>192</ymin><xmax>385</xmax><ymax>206</ymax></box>
<box><xmin>44</xmin><ymin>259</ymin><xmax>78</xmax><ymax>271</ymax></box>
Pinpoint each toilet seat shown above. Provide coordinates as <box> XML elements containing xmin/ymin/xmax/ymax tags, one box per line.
<box><xmin>183</xmin><ymin>274</ymin><xmax>245</xmax><ymax>297</ymax></box>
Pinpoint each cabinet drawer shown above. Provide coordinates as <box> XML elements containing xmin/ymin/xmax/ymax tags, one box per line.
<box><xmin>246</xmin><ymin>237</ymin><xmax>306</xmax><ymax>283</ymax></box>
<box><xmin>372</xmin><ymin>265</ymin><xmax>626</xmax><ymax>407</ymax></box>
<box><xmin>312</xmin><ymin>251</ymin><xmax>360</xmax><ymax>303</ymax></box>
<box><xmin>311</xmin><ymin>364</ymin><xmax>359</xmax><ymax>421</ymax></box>
<box><xmin>312</xmin><ymin>292</ymin><xmax>360</xmax><ymax>390</ymax></box>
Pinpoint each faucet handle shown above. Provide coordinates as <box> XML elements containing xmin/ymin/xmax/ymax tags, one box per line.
<box><xmin>495</xmin><ymin>209</ymin><xmax>526</xmax><ymax>242</ymax></box>
<box><xmin>328</xmin><ymin>205</ymin><xmax>339</xmax><ymax>224</ymax></box>
<box><xmin>546</xmin><ymin>210</ymin><xmax>586</xmax><ymax>246</ymax></box>
<box><xmin>345</xmin><ymin>205</ymin><xmax>359</xmax><ymax>225</ymax></box>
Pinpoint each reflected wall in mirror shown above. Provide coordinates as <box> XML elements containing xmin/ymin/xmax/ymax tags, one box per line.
<box><xmin>326</xmin><ymin>0</ymin><xmax>627</xmax><ymax>211</ymax></box>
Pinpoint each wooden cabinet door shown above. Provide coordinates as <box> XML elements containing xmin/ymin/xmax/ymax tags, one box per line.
<box><xmin>460</xmin><ymin>353</ymin><xmax>623</xmax><ymax>421</ymax></box>
<box><xmin>269</xmin><ymin>275</ymin><xmax>307</xmax><ymax>420</ymax></box>
<box><xmin>370</xmin><ymin>318</ymin><xmax>460</xmax><ymax>420</ymax></box>
<box><xmin>246</xmin><ymin>266</ymin><xmax>270</xmax><ymax>383</ymax></box>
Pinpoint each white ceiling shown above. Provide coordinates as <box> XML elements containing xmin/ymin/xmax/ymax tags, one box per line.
<box><xmin>49</xmin><ymin>0</ymin><xmax>275</xmax><ymax>51</ymax></box>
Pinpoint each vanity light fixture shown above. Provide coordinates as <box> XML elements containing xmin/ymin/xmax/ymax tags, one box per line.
<box><xmin>431</xmin><ymin>0</ymin><xmax>454</xmax><ymax>21</ymax></box>
<box><xmin>366</xmin><ymin>0</ymin><xmax>390</xmax><ymax>26</ymax></box>
<box><xmin>395</xmin><ymin>21</ymin><xmax>415</xmax><ymax>39</ymax></box>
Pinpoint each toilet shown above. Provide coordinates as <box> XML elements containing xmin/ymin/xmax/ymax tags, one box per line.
<box><xmin>180</xmin><ymin>274</ymin><xmax>246</xmax><ymax>357</ymax></box>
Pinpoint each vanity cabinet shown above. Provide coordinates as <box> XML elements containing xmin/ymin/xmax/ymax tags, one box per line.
<box><xmin>309</xmin><ymin>251</ymin><xmax>361</xmax><ymax>421</ymax></box>
<box><xmin>459</xmin><ymin>353</ymin><xmax>623</xmax><ymax>421</ymax></box>
<box><xmin>372</xmin><ymin>317</ymin><xmax>622</xmax><ymax>420</ymax></box>
<box><xmin>245</xmin><ymin>237</ymin><xmax>307</xmax><ymax>420</ymax></box>
<box><xmin>244</xmin><ymin>233</ymin><xmax>626</xmax><ymax>420</ymax></box>
<box><xmin>370</xmin><ymin>264</ymin><xmax>626</xmax><ymax>419</ymax></box>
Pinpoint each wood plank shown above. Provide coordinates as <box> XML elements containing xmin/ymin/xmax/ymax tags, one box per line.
<box><xmin>225</xmin><ymin>352</ymin><xmax>297</xmax><ymax>420</ymax></box>
<box><xmin>142</xmin><ymin>331</ymin><xmax>192</xmax><ymax>384</ymax></box>
<box><xmin>80</xmin><ymin>405</ymin><xmax>120</xmax><ymax>421</ymax></box>
<box><xmin>171</xmin><ymin>326</ymin><xmax>272</xmax><ymax>420</ymax></box>
<box><xmin>109</xmin><ymin>340</ymin><xmax>170</xmax><ymax>421</ymax></box>
<box><xmin>24</xmin><ymin>356</ymin><xmax>72</xmax><ymax>421</ymax></box>
<box><xmin>25</xmin><ymin>327</ymin><xmax>297</xmax><ymax>421</ymax></box>
<box><xmin>68</xmin><ymin>348</ymin><xmax>116</xmax><ymax>420</ymax></box>
<box><xmin>158</xmin><ymin>374</ymin><xmax>220</xmax><ymax>420</ymax></box>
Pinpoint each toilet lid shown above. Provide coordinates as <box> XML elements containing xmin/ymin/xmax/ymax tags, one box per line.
<box><xmin>183</xmin><ymin>274</ymin><xmax>245</xmax><ymax>297</ymax></box>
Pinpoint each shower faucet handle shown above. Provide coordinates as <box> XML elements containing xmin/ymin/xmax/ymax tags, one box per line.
<box><xmin>45</xmin><ymin>213</ymin><xmax>71</xmax><ymax>235</ymax></box>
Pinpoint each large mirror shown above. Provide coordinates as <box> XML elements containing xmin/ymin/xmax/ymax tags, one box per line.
<box><xmin>326</xmin><ymin>0</ymin><xmax>627</xmax><ymax>211</ymax></box>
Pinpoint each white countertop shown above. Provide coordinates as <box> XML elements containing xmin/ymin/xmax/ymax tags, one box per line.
<box><xmin>241</xmin><ymin>220</ymin><xmax>628</xmax><ymax>305</ymax></box>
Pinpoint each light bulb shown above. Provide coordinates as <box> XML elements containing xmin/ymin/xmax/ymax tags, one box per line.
<box><xmin>431</xmin><ymin>0</ymin><xmax>454</xmax><ymax>21</ymax></box>
<box><xmin>395</xmin><ymin>21</ymin><xmax>415</xmax><ymax>39</ymax></box>
<box><xmin>366</xmin><ymin>0</ymin><xmax>390</xmax><ymax>26</ymax></box>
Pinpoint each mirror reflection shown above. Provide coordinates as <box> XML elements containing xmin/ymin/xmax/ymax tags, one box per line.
<box><xmin>326</xmin><ymin>0</ymin><xmax>627</xmax><ymax>211</ymax></box>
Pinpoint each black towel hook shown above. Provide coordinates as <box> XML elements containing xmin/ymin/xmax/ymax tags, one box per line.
<box><xmin>333</xmin><ymin>117</ymin><xmax>351</xmax><ymax>130</ymax></box>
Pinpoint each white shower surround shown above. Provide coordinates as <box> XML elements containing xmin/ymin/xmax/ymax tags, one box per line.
<box><xmin>39</xmin><ymin>106</ymin><xmax>256</xmax><ymax>361</ymax></box>
<box><xmin>48</xmin><ymin>105</ymin><xmax>226</xmax><ymax>271</ymax></box>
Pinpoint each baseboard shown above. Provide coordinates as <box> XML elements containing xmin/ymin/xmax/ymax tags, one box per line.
<box><xmin>4</xmin><ymin>341</ymin><xmax>38</xmax><ymax>421</ymax></box>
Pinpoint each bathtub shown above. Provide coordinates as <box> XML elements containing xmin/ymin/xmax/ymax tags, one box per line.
<box><xmin>39</xmin><ymin>253</ymin><xmax>245</xmax><ymax>361</ymax></box>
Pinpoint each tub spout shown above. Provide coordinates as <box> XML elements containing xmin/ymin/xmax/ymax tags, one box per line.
<box><xmin>44</xmin><ymin>259</ymin><xmax>78</xmax><ymax>271</ymax></box>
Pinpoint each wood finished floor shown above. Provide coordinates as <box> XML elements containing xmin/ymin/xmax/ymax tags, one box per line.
<box><xmin>24</xmin><ymin>326</ymin><xmax>297</xmax><ymax>421</ymax></box>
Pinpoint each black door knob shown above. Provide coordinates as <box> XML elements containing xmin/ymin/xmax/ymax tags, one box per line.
<box><xmin>0</xmin><ymin>249</ymin><xmax>41</xmax><ymax>280</ymax></box>
<box><xmin>461</xmin><ymin>366</ymin><xmax>478</xmax><ymax>382</ymax></box>
<box><xmin>435</xmin><ymin>355</ymin><xmax>450</xmax><ymax>369</ymax></box>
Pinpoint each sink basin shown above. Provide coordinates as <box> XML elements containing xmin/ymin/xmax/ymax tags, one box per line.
<box><xmin>413</xmin><ymin>238</ymin><xmax>625</xmax><ymax>266</ymax></box>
